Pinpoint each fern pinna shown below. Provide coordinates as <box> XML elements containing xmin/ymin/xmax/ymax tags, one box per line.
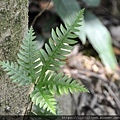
<box><xmin>0</xmin><ymin>9</ymin><xmax>88</xmax><ymax>115</ymax></box>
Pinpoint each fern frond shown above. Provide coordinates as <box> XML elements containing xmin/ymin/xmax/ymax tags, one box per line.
<box><xmin>17</xmin><ymin>27</ymin><xmax>41</xmax><ymax>83</ymax></box>
<box><xmin>38</xmin><ymin>9</ymin><xmax>84</xmax><ymax>83</ymax></box>
<box><xmin>38</xmin><ymin>72</ymin><xmax>89</xmax><ymax>95</ymax></box>
<box><xmin>0</xmin><ymin>61</ymin><xmax>32</xmax><ymax>86</ymax></box>
<box><xmin>30</xmin><ymin>88</ymin><xmax>57</xmax><ymax>114</ymax></box>
<box><xmin>0</xmin><ymin>9</ymin><xmax>88</xmax><ymax>115</ymax></box>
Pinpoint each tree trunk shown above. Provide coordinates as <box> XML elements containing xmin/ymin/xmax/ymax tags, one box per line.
<box><xmin>0</xmin><ymin>0</ymin><xmax>29</xmax><ymax>115</ymax></box>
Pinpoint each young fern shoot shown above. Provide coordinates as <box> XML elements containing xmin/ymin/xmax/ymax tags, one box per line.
<box><xmin>0</xmin><ymin>9</ymin><xmax>88</xmax><ymax>115</ymax></box>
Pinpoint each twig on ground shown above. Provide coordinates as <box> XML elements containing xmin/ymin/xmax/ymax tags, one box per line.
<box><xmin>31</xmin><ymin>0</ymin><xmax>51</xmax><ymax>26</ymax></box>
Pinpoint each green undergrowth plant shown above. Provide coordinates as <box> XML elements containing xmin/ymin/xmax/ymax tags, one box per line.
<box><xmin>0</xmin><ymin>9</ymin><xmax>88</xmax><ymax>115</ymax></box>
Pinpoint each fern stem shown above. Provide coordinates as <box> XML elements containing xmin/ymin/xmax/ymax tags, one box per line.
<box><xmin>38</xmin><ymin>35</ymin><xmax>68</xmax><ymax>84</ymax></box>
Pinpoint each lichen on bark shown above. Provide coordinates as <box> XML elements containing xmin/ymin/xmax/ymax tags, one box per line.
<box><xmin>0</xmin><ymin>0</ymin><xmax>29</xmax><ymax>115</ymax></box>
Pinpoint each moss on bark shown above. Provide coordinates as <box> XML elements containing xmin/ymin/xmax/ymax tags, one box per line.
<box><xmin>0</xmin><ymin>0</ymin><xmax>29</xmax><ymax>115</ymax></box>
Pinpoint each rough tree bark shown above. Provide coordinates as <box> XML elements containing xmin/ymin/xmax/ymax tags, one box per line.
<box><xmin>0</xmin><ymin>0</ymin><xmax>29</xmax><ymax>115</ymax></box>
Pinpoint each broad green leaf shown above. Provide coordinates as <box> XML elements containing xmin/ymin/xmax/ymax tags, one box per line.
<box><xmin>85</xmin><ymin>11</ymin><xmax>118</xmax><ymax>69</ymax></box>
<box><xmin>52</xmin><ymin>0</ymin><xmax>80</xmax><ymax>22</ymax></box>
<box><xmin>53</xmin><ymin>0</ymin><xmax>86</xmax><ymax>44</ymax></box>
<box><xmin>75</xmin><ymin>18</ymin><xmax>86</xmax><ymax>44</ymax></box>
<box><xmin>83</xmin><ymin>0</ymin><xmax>101</xmax><ymax>7</ymax></box>
<box><xmin>36</xmin><ymin>34</ymin><xmax>45</xmax><ymax>49</ymax></box>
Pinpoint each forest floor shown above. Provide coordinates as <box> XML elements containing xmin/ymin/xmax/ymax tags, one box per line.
<box><xmin>28</xmin><ymin>0</ymin><xmax>120</xmax><ymax>115</ymax></box>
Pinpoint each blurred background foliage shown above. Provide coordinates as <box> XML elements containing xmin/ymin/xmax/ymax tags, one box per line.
<box><xmin>29</xmin><ymin>0</ymin><xmax>120</xmax><ymax>70</ymax></box>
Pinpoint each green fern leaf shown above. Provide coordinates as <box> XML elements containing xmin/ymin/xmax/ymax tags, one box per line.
<box><xmin>38</xmin><ymin>9</ymin><xmax>84</xmax><ymax>83</ymax></box>
<box><xmin>0</xmin><ymin>61</ymin><xmax>32</xmax><ymax>86</ymax></box>
<box><xmin>0</xmin><ymin>9</ymin><xmax>88</xmax><ymax>115</ymax></box>
<box><xmin>30</xmin><ymin>88</ymin><xmax>57</xmax><ymax>114</ymax></box>
<box><xmin>38</xmin><ymin>72</ymin><xmax>89</xmax><ymax>95</ymax></box>
<box><xmin>17</xmin><ymin>27</ymin><xmax>41</xmax><ymax>83</ymax></box>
